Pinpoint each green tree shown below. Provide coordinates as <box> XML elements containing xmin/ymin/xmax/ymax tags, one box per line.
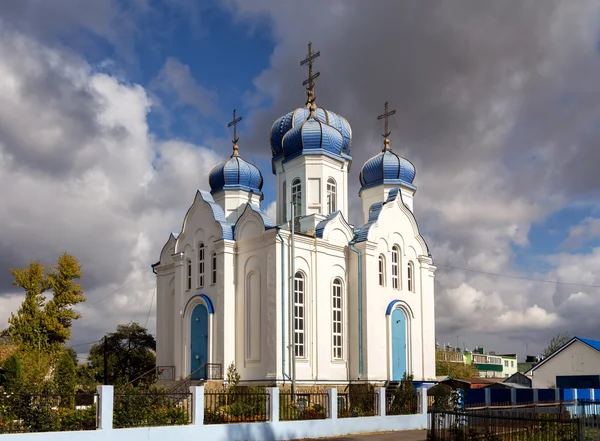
<box><xmin>88</xmin><ymin>322</ymin><xmax>156</xmax><ymax>385</ymax></box>
<box><xmin>436</xmin><ymin>358</ymin><xmax>480</xmax><ymax>379</ymax></box>
<box><xmin>541</xmin><ymin>332</ymin><xmax>571</xmax><ymax>358</ymax></box>
<box><xmin>3</xmin><ymin>354</ymin><xmax>24</xmax><ymax>393</ymax></box>
<box><xmin>6</xmin><ymin>253</ymin><xmax>85</xmax><ymax>351</ymax></box>
<box><xmin>55</xmin><ymin>350</ymin><xmax>77</xmax><ymax>407</ymax></box>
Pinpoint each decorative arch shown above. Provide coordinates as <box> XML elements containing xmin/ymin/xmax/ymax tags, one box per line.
<box><xmin>385</xmin><ymin>299</ymin><xmax>415</xmax><ymax>318</ymax></box>
<box><xmin>183</xmin><ymin>294</ymin><xmax>215</xmax><ymax>317</ymax></box>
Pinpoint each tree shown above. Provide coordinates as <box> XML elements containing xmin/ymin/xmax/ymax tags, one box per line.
<box><xmin>436</xmin><ymin>360</ymin><xmax>480</xmax><ymax>379</ymax></box>
<box><xmin>6</xmin><ymin>253</ymin><xmax>85</xmax><ymax>351</ymax></box>
<box><xmin>541</xmin><ymin>332</ymin><xmax>571</xmax><ymax>358</ymax></box>
<box><xmin>3</xmin><ymin>354</ymin><xmax>24</xmax><ymax>393</ymax></box>
<box><xmin>55</xmin><ymin>350</ymin><xmax>77</xmax><ymax>407</ymax></box>
<box><xmin>88</xmin><ymin>322</ymin><xmax>156</xmax><ymax>385</ymax></box>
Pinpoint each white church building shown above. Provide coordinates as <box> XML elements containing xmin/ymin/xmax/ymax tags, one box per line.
<box><xmin>153</xmin><ymin>46</ymin><xmax>436</xmax><ymax>387</ymax></box>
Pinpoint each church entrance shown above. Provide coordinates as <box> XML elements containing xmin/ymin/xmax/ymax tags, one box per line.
<box><xmin>190</xmin><ymin>303</ymin><xmax>208</xmax><ymax>378</ymax></box>
<box><xmin>391</xmin><ymin>308</ymin><xmax>407</xmax><ymax>381</ymax></box>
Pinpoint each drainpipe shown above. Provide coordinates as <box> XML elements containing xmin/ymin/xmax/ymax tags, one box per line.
<box><xmin>349</xmin><ymin>240</ymin><xmax>363</xmax><ymax>380</ymax></box>
<box><xmin>277</xmin><ymin>227</ymin><xmax>291</xmax><ymax>382</ymax></box>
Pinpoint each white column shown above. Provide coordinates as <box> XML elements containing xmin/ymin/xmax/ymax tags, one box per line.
<box><xmin>173</xmin><ymin>252</ymin><xmax>185</xmax><ymax>380</ymax></box>
<box><xmin>96</xmin><ymin>385</ymin><xmax>113</xmax><ymax>430</ymax></box>
<box><xmin>419</xmin><ymin>387</ymin><xmax>427</xmax><ymax>415</ymax></box>
<box><xmin>377</xmin><ymin>387</ymin><xmax>386</xmax><ymax>416</ymax></box>
<box><xmin>329</xmin><ymin>388</ymin><xmax>338</xmax><ymax>420</ymax></box>
<box><xmin>268</xmin><ymin>387</ymin><xmax>280</xmax><ymax>422</ymax></box>
<box><xmin>190</xmin><ymin>386</ymin><xmax>204</xmax><ymax>425</ymax></box>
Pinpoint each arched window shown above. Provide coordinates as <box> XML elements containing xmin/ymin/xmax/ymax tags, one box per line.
<box><xmin>332</xmin><ymin>278</ymin><xmax>343</xmax><ymax>359</ymax></box>
<box><xmin>326</xmin><ymin>178</ymin><xmax>337</xmax><ymax>214</ymax></box>
<box><xmin>186</xmin><ymin>259</ymin><xmax>192</xmax><ymax>290</ymax></box>
<box><xmin>378</xmin><ymin>255</ymin><xmax>386</xmax><ymax>287</ymax></box>
<box><xmin>198</xmin><ymin>243</ymin><xmax>205</xmax><ymax>288</ymax></box>
<box><xmin>391</xmin><ymin>246</ymin><xmax>400</xmax><ymax>290</ymax></box>
<box><xmin>282</xmin><ymin>181</ymin><xmax>287</xmax><ymax>222</ymax></box>
<box><xmin>211</xmin><ymin>252</ymin><xmax>217</xmax><ymax>285</ymax></box>
<box><xmin>294</xmin><ymin>271</ymin><xmax>305</xmax><ymax>357</ymax></box>
<box><xmin>291</xmin><ymin>178</ymin><xmax>302</xmax><ymax>217</ymax></box>
<box><xmin>407</xmin><ymin>261</ymin><xmax>414</xmax><ymax>292</ymax></box>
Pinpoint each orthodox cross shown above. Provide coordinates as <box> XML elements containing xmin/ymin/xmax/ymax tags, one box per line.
<box><xmin>301</xmin><ymin>42</ymin><xmax>320</xmax><ymax>106</ymax></box>
<box><xmin>377</xmin><ymin>101</ymin><xmax>396</xmax><ymax>139</ymax></box>
<box><xmin>228</xmin><ymin>109</ymin><xmax>243</xmax><ymax>155</ymax></box>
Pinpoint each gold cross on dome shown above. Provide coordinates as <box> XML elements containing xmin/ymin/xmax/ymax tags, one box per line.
<box><xmin>377</xmin><ymin>101</ymin><xmax>396</xmax><ymax>140</ymax></box>
<box><xmin>301</xmin><ymin>42</ymin><xmax>320</xmax><ymax>106</ymax></box>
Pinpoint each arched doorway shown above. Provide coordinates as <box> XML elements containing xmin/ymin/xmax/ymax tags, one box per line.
<box><xmin>391</xmin><ymin>308</ymin><xmax>407</xmax><ymax>381</ymax></box>
<box><xmin>190</xmin><ymin>303</ymin><xmax>208</xmax><ymax>378</ymax></box>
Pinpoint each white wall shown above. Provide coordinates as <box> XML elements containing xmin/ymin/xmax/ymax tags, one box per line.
<box><xmin>531</xmin><ymin>340</ymin><xmax>600</xmax><ymax>388</ymax></box>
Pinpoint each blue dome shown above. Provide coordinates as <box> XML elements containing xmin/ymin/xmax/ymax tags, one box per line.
<box><xmin>359</xmin><ymin>145</ymin><xmax>416</xmax><ymax>194</ymax></box>
<box><xmin>270</xmin><ymin>107</ymin><xmax>352</xmax><ymax>158</ymax></box>
<box><xmin>209</xmin><ymin>151</ymin><xmax>263</xmax><ymax>195</ymax></box>
<box><xmin>281</xmin><ymin>116</ymin><xmax>345</xmax><ymax>159</ymax></box>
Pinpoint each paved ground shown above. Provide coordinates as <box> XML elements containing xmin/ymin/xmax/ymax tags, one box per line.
<box><xmin>302</xmin><ymin>429</ymin><xmax>427</xmax><ymax>440</ymax></box>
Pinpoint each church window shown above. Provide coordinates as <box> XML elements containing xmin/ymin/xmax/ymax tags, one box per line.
<box><xmin>391</xmin><ymin>246</ymin><xmax>400</xmax><ymax>289</ymax></box>
<box><xmin>198</xmin><ymin>243</ymin><xmax>205</xmax><ymax>288</ymax></box>
<box><xmin>294</xmin><ymin>271</ymin><xmax>305</xmax><ymax>358</ymax></box>
<box><xmin>332</xmin><ymin>278</ymin><xmax>343</xmax><ymax>359</ymax></box>
<box><xmin>407</xmin><ymin>261</ymin><xmax>414</xmax><ymax>292</ymax></box>
<box><xmin>282</xmin><ymin>181</ymin><xmax>287</xmax><ymax>222</ymax></box>
<box><xmin>186</xmin><ymin>259</ymin><xmax>192</xmax><ymax>290</ymax></box>
<box><xmin>326</xmin><ymin>178</ymin><xmax>337</xmax><ymax>214</ymax></box>
<box><xmin>291</xmin><ymin>178</ymin><xmax>302</xmax><ymax>217</ymax></box>
<box><xmin>378</xmin><ymin>255</ymin><xmax>386</xmax><ymax>287</ymax></box>
<box><xmin>211</xmin><ymin>252</ymin><xmax>217</xmax><ymax>285</ymax></box>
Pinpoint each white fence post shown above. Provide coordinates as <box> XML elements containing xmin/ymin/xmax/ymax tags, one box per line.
<box><xmin>378</xmin><ymin>387</ymin><xmax>386</xmax><ymax>416</ymax></box>
<box><xmin>533</xmin><ymin>388</ymin><xmax>539</xmax><ymax>404</ymax></box>
<box><xmin>484</xmin><ymin>388</ymin><xmax>491</xmax><ymax>406</ymax></box>
<box><xmin>191</xmin><ymin>386</ymin><xmax>204</xmax><ymax>426</ymax></box>
<box><xmin>96</xmin><ymin>385</ymin><xmax>113</xmax><ymax>430</ymax></box>
<box><xmin>329</xmin><ymin>388</ymin><xmax>338</xmax><ymax>420</ymax></box>
<box><xmin>420</xmin><ymin>387</ymin><xmax>427</xmax><ymax>415</ymax></box>
<box><xmin>511</xmin><ymin>388</ymin><xmax>517</xmax><ymax>407</ymax></box>
<box><xmin>268</xmin><ymin>387</ymin><xmax>280</xmax><ymax>422</ymax></box>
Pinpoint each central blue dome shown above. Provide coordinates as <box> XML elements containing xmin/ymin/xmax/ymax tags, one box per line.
<box><xmin>270</xmin><ymin>106</ymin><xmax>352</xmax><ymax>160</ymax></box>
<box><xmin>359</xmin><ymin>143</ymin><xmax>416</xmax><ymax>194</ymax></box>
<box><xmin>209</xmin><ymin>150</ymin><xmax>263</xmax><ymax>196</ymax></box>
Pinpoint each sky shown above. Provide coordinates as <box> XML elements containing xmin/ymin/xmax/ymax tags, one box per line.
<box><xmin>1</xmin><ymin>0</ymin><xmax>600</xmax><ymax>361</ymax></box>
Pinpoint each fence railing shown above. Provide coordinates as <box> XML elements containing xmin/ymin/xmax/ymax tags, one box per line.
<box><xmin>156</xmin><ymin>366</ymin><xmax>175</xmax><ymax>381</ymax></box>
<box><xmin>0</xmin><ymin>393</ymin><xmax>98</xmax><ymax>433</ymax></box>
<box><xmin>429</xmin><ymin>408</ymin><xmax>580</xmax><ymax>441</ymax></box>
<box><xmin>204</xmin><ymin>390</ymin><xmax>270</xmax><ymax>424</ymax></box>
<box><xmin>386</xmin><ymin>388</ymin><xmax>419</xmax><ymax>415</ymax></box>
<box><xmin>337</xmin><ymin>391</ymin><xmax>379</xmax><ymax>418</ymax></box>
<box><xmin>279</xmin><ymin>391</ymin><xmax>329</xmax><ymax>420</ymax></box>
<box><xmin>113</xmin><ymin>392</ymin><xmax>193</xmax><ymax>428</ymax></box>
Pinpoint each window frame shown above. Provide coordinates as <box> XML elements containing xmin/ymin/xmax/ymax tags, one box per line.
<box><xmin>293</xmin><ymin>271</ymin><xmax>305</xmax><ymax>358</ymax></box>
<box><xmin>407</xmin><ymin>261</ymin><xmax>414</xmax><ymax>292</ymax></box>
<box><xmin>326</xmin><ymin>177</ymin><xmax>337</xmax><ymax>215</ymax></box>
<box><xmin>291</xmin><ymin>178</ymin><xmax>302</xmax><ymax>217</ymax></box>
<box><xmin>198</xmin><ymin>243</ymin><xmax>205</xmax><ymax>288</ymax></box>
<box><xmin>332</xmin><ymin>278</ymin><xmax>343</xmax><ymax>360</ymax></box>
<box><xmin>186</xmin><ymin>259</ymin><xmax>192</xmax><ymax>291</ymax></box>
<box><xmin>391</xmin><ymin>246</ymin><xmax>400</xmax><ymax>290</ymax></box>
<box><xmin>211</xmin><ymin>251</ymin><xmax>217</xmax><ymax>285</ymax></box>
<box><xmin>378</xmin><ymin>254</ymin><xmax>386</xmax><ymax>287</ymax></box>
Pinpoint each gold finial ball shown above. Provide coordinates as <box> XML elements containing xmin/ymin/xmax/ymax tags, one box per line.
<box><xmin>384</xmin><ymin>138</ymin><xmax>391</xmax><ymax>149</ymax></box>
<box><xmin>232</xmin><ymin>144</ymin><xmax>239</xmax><ymax>156</ymax></box>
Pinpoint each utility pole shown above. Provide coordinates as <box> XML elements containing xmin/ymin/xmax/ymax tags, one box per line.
<box><xmin>103</xmin><ymin>336</ymin><xmax>108</xmax><ymax>385</ymax></box>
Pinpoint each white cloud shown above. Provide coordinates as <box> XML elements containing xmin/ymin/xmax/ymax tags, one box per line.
<box><xmin>264</xmin><ymin>201</ymin><xmax>276</xmax><ymax>222</ymax></box>
<box><xmin>561</xmin><ymin>217</ymin><xmax>600</xmax><ymax>250</ymax></box>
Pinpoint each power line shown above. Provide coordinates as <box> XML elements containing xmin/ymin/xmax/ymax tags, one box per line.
<box><xmin>144</xmin><ymin>287</ymin><xmax>156</xmax><ymax>328</ymax></box>
<box><xmin>66</xmin><ymin>339</ymin><xmax>101</xmax><ymax>349</ymax></box>
<box><xmin>436</xmin><ymin>263</ymin><xmax>600</xmax><ymax>289</ymax></box>
<box><xmin>79</xmin><ymin>269</ymin><xmax>153</xmax><ymax>308</ymax></box>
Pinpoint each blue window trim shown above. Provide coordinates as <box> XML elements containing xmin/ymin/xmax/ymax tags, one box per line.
<box><xmin>385</xmin><ymin>299</ymin><xmax>414</xmax><ymax>318</ymax></box>
<box><xmin>183</xmin><ymin>294</ymin><xmax>214</xmax><ymax>318</ymax></box>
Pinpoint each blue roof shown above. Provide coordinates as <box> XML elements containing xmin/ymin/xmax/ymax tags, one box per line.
<box><xmin>577</xmin><ymin>337</ymin><xmax>600</xmax><ymax>352</ymax></box>
<box><xmin>247</xmin><ymin>203</ymin><xmax>276</xmax><ymax>229</ymax></box>
<box><xmin>282</xmin><ymin>116</ymin><xmax>344</xmax><ymax>159</ymax></box>
<box><xmin>354</xmin><ymin>188</ymin><xmax>402</xmax><ymax>243</ymax></box>
<box><xmin>270</xmin><ymin>106</ymin><xmax>352</xmax><ymax>164</ymax></box>
<box><xmin>315</xmin><ymin>211</ymin><xmax>342</xmax><ymax>239</ymax></box>
<box><xmin>208</xmin><ymin>152</ymin><xmax>263</xmax><ymax>196</ymax></box>
<box><xmin>359</xmin><ymin>145</ymin><xmax>416</xmax><ymax>195</ymax></box>
<box><xmin>197</xmin><ymin>190</ymin><xmax>234</xmax><ymax>240</ymax></box>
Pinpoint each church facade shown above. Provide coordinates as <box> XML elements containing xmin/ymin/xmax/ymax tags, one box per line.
<box><xmin>153</xmin><ymin>46</ymin><xmax>436</xmax><ymax>386</ymax></box>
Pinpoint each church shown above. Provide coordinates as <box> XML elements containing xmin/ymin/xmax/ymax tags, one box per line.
<box><xmin>153</xmin><ymin>44</ymin><xmax>436</xmax><ymax>387</ymax></box>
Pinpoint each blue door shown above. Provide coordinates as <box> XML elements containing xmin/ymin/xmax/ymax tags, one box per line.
<box><xmin>190</xmin><ymin>304</ymin><xmax>208</xmax><ymax>379</ymax></box>
<box><xmin>391</xmin><ymin>309</ymin><xmax>407</xmax><ymax>381</ymax></box>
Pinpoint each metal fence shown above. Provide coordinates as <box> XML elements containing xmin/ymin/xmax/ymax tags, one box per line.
<box><xmin>385</xmin><ymin>388</ymin><xmax>419</xmax><ymax>415</ymax></box>
<box><xmin>204</xmin><ymin>390</ymin><xmax>270</xmax><ymax>424</ymax></box>
<box><xmin>338</xmin><ymin>391</ymin><xmax>379</xmax><ymax>418</ymax></box>
<box><xmin>113</xmin><ymin>392</ymin><xmax>192</xmax><ymax>428</ymax></box>
<box><xmin>279</xmin><ymin>391</ymin><xmax>329</xmax><ymax>420</ymax></box>
<box><xmin>429</xmin><ymin>408</ymin><xmax>580</xmax><ymax>441</ymax></box>
<box><xmin>0</xmin><ymin>393</ymin><xmax>98</xmax><ymax>433</ymax></box>
<box><xmin>578</xmin><ymin>400</ymin><xmax>600</xmax><ymax>441</ymax></box>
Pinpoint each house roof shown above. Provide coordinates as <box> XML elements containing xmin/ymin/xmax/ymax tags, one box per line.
<box><xmin>527</xmin><ymin>336</ymin><xmax>600</xmax><ymax>374</ymax></box>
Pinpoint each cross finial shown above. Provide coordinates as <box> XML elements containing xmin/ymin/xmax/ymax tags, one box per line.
<box><xmin>377</xmin><ymin>102</ymin><xmax>396</xmax><ymax>149</ymax></box>
<box><xmin>228</xmin><ymin>109</ymin><xmax>243</xmax><ymax>156</ymax></box>
<box><xmin>300</xmin><ymin>42</ymin><xmax>321</xmax><ymax>114</ymax></box>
